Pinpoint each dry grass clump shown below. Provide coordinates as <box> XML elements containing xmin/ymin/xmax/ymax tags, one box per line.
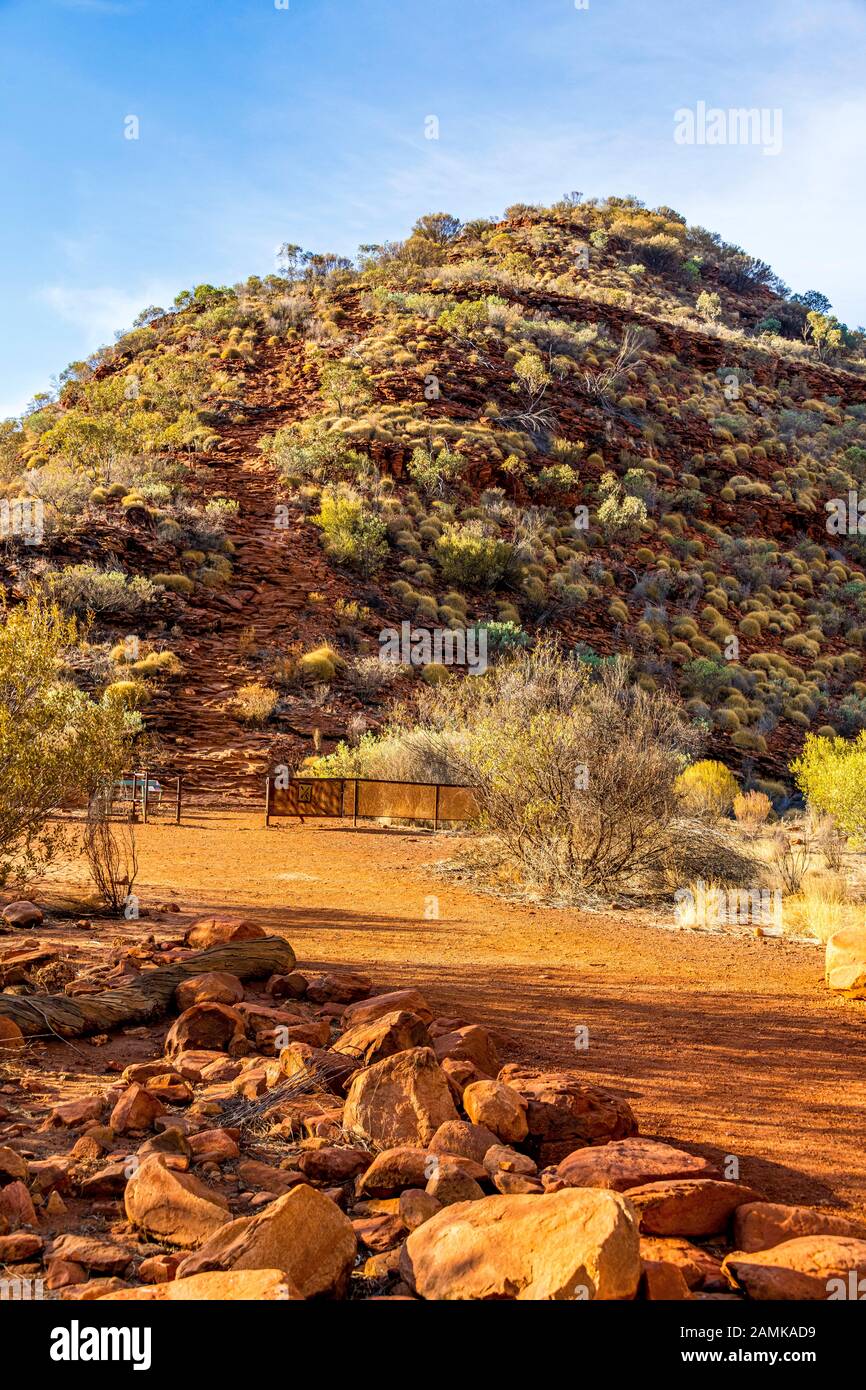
<box><xmin>298</xmin><ymin>644</ymin><xmax>345</xmax><ymax>683</ymax></box>
<box><xmin>781</xmin><ymin>871</ymin><xmax>862</xmax><ymax>943</ymax></box>
<box><xmin>233</xmin><ymin>682</ymin><xmax>279</xmax><ymax>725</ymax></box>
<box><xmin>733</xmin><ymin>790</ymin><xmax>772</xmax><ymax>832</ymax></box>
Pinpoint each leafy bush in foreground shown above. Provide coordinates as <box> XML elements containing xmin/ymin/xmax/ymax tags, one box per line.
<box><xmin>0</xmin><ymin>597</ymin><xmax>136</xmax><ymax>882</ymax></box>
<box><xmin>791</xmin><ymin>732</ymin><xmax>866</xmax><ymax>842</ymax></box>
<box><xmin>411</xmin><ymin>640</ymin><xmax>753</xmax><ymax>897</ymax></box>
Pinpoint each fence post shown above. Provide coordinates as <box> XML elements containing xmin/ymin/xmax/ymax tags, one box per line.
<box><xmin>265</xmin><ymin>777</ymin><xmax>271</xmax><ymax>828</ymax></box>
<box><xmin>352</xmin><ymin>778</ymin><xmax>359</xmax><ymax>828</ymax></box>
<box><xmin>129</xmin><ymin>773</ymin><xmax>138</xmax><ymax>823</ymax></box>
<box><xmin>175</xmin><ymin>776</ymin><xmax>182</xmax><ymax>825</ymax></box>
<box><xmin>142</xmin><ymin>768</ymin><xmax>149</xmax><ymax>824</ymax></box>
<box><xmin>433</xmin><ymin>784</ymin><xmax>441</xmax><ymax>833</ymax></box>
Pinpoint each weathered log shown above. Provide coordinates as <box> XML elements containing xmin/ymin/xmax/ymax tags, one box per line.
<box><xmin>0</xmin><ymin>935</ymin><xmax>296</xmax><ymax>1039</ymax></box>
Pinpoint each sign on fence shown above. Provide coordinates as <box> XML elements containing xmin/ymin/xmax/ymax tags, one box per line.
<box><xmin>267</xmin><ymin>778</ymin><xmax>345</xmax><ymax>821</ymax></box>
<box><xmin>265</xmin><ymin>777</ymin><xmax>479</xmax><ymax>829</ymax></box>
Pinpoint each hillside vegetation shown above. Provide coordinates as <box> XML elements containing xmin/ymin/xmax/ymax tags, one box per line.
<box><xmin>3</xmin><ymin>193</ymin><xmax>866</xmax><ymax>800</ymax></box>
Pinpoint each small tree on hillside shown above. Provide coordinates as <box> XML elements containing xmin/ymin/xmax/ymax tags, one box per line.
<box><xmin>412</xmin><ymin>213</ymin><xmax>462</xmax><ymax>245</ymax></box>
<box><xmin>696</xmin><ymin>290</ymin><xmax>722</xmax><ymax>324</ymax></box>
<box><xmin>805</xmin><ymin>311</ymin><xmax>846</xmax><ymax>362</ymax></box>
<box><xmin>316</xmin><ymin>357</ymin><xmax>373</xmax><ymax>416</ymax></box>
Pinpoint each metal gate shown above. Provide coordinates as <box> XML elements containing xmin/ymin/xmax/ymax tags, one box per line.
<box><xmin>265</xmin><ymin>776</ymin><xmax>478</xmax><ymax>829</ymax></box>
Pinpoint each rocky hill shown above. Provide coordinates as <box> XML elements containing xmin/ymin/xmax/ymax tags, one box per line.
<box><xmin>3</xmin><ymin>194</ymin><xmax>866</xmax><ymax>800</ymax></box>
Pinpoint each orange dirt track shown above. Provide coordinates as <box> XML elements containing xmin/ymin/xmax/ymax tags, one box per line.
<box><xmin>52</xmin><ymin>811</ymin><xmax>866</xmax><ymax>1222</ymax></box>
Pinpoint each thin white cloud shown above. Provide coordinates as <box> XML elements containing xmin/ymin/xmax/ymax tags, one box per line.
<box><xmin>38</xmin><ymin>281</ymin><xmax>175</xmax><ymax>346</ymax></box>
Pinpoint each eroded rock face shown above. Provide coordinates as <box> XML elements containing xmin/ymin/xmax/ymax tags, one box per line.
<box><xmin>296</xmin><ymin>1147</ymin><xmax>371</xmax><ymax>1183</ymax></box>
<box><xmin>426</xmin><ymin>1158</ymin><xmax>485</xmax><ymax>1207</ymax></box>
<box><xmin>463</xmin><ymin>1080</ymin><xmax>528</xmax><ymax>1143</ymax></box>
<box><xmin>433</xmin><ymin>1025</ymin><xmax>500</xmax><ymax>1077</ymax></box>
<box><xmin>642</xmin><ymin>1256</ymin><xmax>693</xmax><ymax>1300</ymax></box>
<box><xmin>49</xmin><ymin>1235</ymin><xmax>133</xmax><ymax>1276</ymax></box>
<box><xmin>0</xmin><ymin>1017</ymin><xmax>25</xmax><ymax>1053</ymax></box>
<box><xmin>45</xmin><ymin>1096</ymin><xmax>105</xmax><ymax>1128</ymax></box>
<box><xmin>555</xmin><ymin>1138</ymin><xmax>720</xmax><ymax>1192</ymax></box>
<box><xmin>306</xmin><ymin>970</ymin><xmax>372</xmax><ymax>1004</ymax></box>
<box><xmin>110</xmin><ymin>1083</ymin><xmax>165</xmax><ymax>1135</ymax></box>
<box><xmin>0</xmin><ymin>1181</ymin><xmax>37</xmax><ymax>1230</ymax></box>
<box><xmin>625</xmin><ymin>1179</ymin><xmax>763</xmax><ymax>1236</ymax></box>
<box><xmin>334</xmin><ymin>1010</ymin><xmax>431</xmax><ymax>1066</ymax></box>
<box><xmin>723</xmin><ymin>1236</ymin><xmax>866</xmax><ymax>1300</ymax></box>
<box><xmin>733</xmin><ymin>1201</ymin><xmax>866</xmax><ymax>1253</ymax></box>
<box><xmin>357</xmin><ymin>1147</ymin><xmax>429</xmax><ymax>1197</ymax></box>
<box><xmin>825</xmin><ymin>927</ymin><xmax>866</xmax><ymax>995</ymax></box>
<box><xmin>175</xmin><ymin>1185</ymin><xmax>357</xmax><ymax>1298</ymax></box>
<box><xmin>643</xmin><ymin>1236</ymin><xmax>724</xmax><ymax>1292</ymax></box>
<box><xmin>497</xmin><ymin>1064</ymin><xmax>637</xmax><ymax>1162</ymax></box>
<box><xmin>0</xmin><ymin>1232</ymin><xmax>43</xmax><ymax>1261</ymax></box>
<box><xmin>2</xmin><ymin>901</ymin><xmax>43</xmax><ymax>929</ymax></box>
<box><xmin>124</xmin><ymin>1156</ymin><xmax>230</xmax><ymax>1246</ymax></box>
<box><xmin>429</xmin><ymin>1120</ymin><xmax>501</xmax><ymax>1164</ymax></box>
<box><xmin>342</xmin><ymin>1047</ymin><xmax>458</xmax><ymax>1147</ymax></box>
<box><xmin>0</xmin><ymin>1146</ymin><xmax>29</xmax><ymax>1183</ymax></box>
<box><xmin>343</xmin><ymin>989</ymin><xmax>433</xmax><ymax>1028</ymax></box>
<box><xmin>400</xmin><ymin>1188</ymin><xmax>641</xmax><ymax>1301</ymax></box>
<box><xmin>8</xmin><ymin>923</ymin><xmax>843</xmax><ymax>1307</ymax></box>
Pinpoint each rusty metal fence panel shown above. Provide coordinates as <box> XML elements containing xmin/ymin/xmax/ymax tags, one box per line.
<box><xmin>268</xmin><ymin>779</ymin><xmax>346</xmax><ymax>821</ymax></box>
<box><xmin>266</xmin><ymin>777</ymin><xmax>479</xmax><ymax>827</ymax></box>
<box><xmin>355</xmin><ymin>779</ymin><xmax>437</xmax><ymax>821</ymax></box>
<box><xmin>436</xmin><ymin>784</ymin><xmax>480</xmax><ymax>822</ymax></box>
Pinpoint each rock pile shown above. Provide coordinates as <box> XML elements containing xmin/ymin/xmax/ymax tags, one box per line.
<box><xmin>1</xmin><ymin>915</ymin><xmax>865</xmax><ymax>1301</ymax></box>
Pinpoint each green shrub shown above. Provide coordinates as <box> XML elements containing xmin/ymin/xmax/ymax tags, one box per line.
<box><xmin>433</xmin><ymin>522</ymin><xmax>513</xmax><ymax>589</ymax></box>
<box><xmin>696</xmin><ymin>290</ymin><xmax>722</xmax><ymax>323</ymax></box>
<box><xmin>791</xmin><ymin>731</ymin><xmax>866</xmax><ymax>842</ymax></box>
<box><xmin>468</xmin><ymin>620</ymin><xmax>529</xmax><ymax>655</ymax></box>
<box><xmin>103</xmin><ymin>679</ymin><xmax>150</xmax><ymax>710</ymax></box>
<box><xmin>421</xmin><ymin>662</ymin><xmax>450</xmax><ymax>686</ymax></box>
<box><xmin>152</xmin><ymin>573</ymin><xmax>195</xmax><ymax>596</ymax></box>
<box><xmin>733</xmin><ymin>790</ymin><xmax>772</xmax><ymax>829</ymax></box>
<box><xmin>0</xmin><ymin>596</ymin><xmax>136</xmax><ymax>882</ymax></box>
<box><xmin>128</xmin><ymin>650</ymin><xmax>183</xmax><ymax>678</ymax></box>
<box><xmin>409</xmin><ymin>641</ymin><xmax>747</xmax><ymax>897</ymax></box>
<box><xmin>44</xmin><ymin>565</ymin><xmax>158</xmax><ymax>619</ymax></box>
<box><xmin>407</xmin><ymin>445</ymin><xmax>465</xmax><ymax>496</ymax></box>
<box><xmin>298</xmin><ymin>644</ymin><xmax>344</xmax><ymax>683</ymax></box>
<box><xmin>313</xmin><ymin>488</ymin><xmax>388</xmax><ymax>576</ymax></box>
<box><xmin>596</xmin><ymin>473</ymin><xmax>647</xmax><ymax>538</ymax></box>
<box><xmin>675</xmin><ymin>759</ymin><xmax>738</xmax><ymax>816</ymax></box>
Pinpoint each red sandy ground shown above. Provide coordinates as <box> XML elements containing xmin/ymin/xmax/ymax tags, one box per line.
<box><xmin>33</xmin><ymin>810</ymin><xmax>866</xmax><ymax>1223</ymax></box>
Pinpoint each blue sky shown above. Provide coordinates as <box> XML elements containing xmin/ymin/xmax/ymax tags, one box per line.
<box><xmin>2</xmin><ymin>0</ymin><xmax>865</xmax><ymax>419</ymax></box>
